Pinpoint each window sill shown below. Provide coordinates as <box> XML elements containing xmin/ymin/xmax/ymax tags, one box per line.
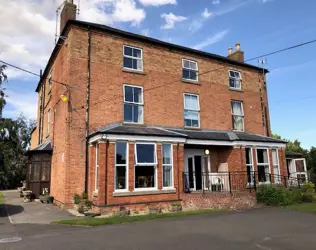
<box><xmin>181</xmin><ymin>79</ymin><xmax>200</xmax><ymax>85</ymax></box>
<box><xmin>122</xmin><ymin>122</ymin><xmax>144</xmax><ymax>126</ymax></box>
<box><xmin>229</xmin><ymin>88</ymin><xmax>243</xmax><ymax>92</ymax></box>
<box><xmin>122</xmin><ymin>68</ymin><xmax>146</xmax><ymax>75</ymax></box>
<box><xmin>113</xmin><ymin>189</ymin><xmax>176</xmax><ymax>197</ymax></box>
<box><xmin>183</xmin><ymin>126</ymin><xmax>201</xmax><ymax>130</ymax></box>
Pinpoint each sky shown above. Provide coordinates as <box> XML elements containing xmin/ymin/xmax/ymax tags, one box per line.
<box><xmin>0</xmin><ymin>0</ymin><xmax>315</xmax><ymax>149</ymax></box>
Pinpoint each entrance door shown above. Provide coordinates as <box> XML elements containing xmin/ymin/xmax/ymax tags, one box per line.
<box><xmin>194</xmin><ymin>156</ymin><xmax>202</xmax><ymax>190</ymax></box>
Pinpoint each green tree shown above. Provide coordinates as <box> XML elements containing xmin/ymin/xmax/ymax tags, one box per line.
<box><xmin>0</xmin><ymin>65</ymin><xmax>8</xmax><ymax>118</ymax></box>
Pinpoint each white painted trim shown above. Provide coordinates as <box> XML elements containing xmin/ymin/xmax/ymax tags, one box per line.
<box><xmin>162</xmin><ymin>143</ymin><xmax>174</xmax><ymax>188</ymax></box>
<box><xmin>228</xmin><ymin>69</ymin><xmax>242</xmax><ymax>90</ymax></box>
<box><xmin>183</xmin><ymin>93</ymin><xmax>200</xmax><ymax>128</ymax></box>
<box><xmin>182</xmin><ymin>59</ymin><xmax>199</xmax><ymax>82</ymax></box>
<box><xmin>186</xmin><ymin>139</ymin><xmax>286</xmax><ymax>148</ymax></box>
<box><xmin>114</xmin><ymin>141</ymin><xmax>129</xmax><ymax>192</ymax></box>
<box><xmin>256</xmin><ymin>148</ymin><xmax>271</xmax><ymax>183</ymax></box>
<box><xmin>123</xmin><ymin>45</ymin><xmax>143</xmax><ymax>71</ymax></box>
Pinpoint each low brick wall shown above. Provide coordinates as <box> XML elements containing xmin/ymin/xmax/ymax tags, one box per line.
<box><xmin>181</xmin><ymin>192</ymin><xmax>257</xmax><ymax>211</ymax></box>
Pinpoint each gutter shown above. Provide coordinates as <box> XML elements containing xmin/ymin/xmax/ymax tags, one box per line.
<box><xmin>85</xmin><ymin>26</ymin><xmax>91</xmax><ymax>193</ymax></box>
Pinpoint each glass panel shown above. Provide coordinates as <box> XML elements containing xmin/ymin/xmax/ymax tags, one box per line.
<box><xmin>124</xmin><ymin>103</ymin><xmax>133</xmax><ymax>122</ymax></box>
<box><xmin>258</xmin><ymin>165</ymin><xmax>267</xmax><ymax>182</ymax></box>
<box><xmin>163</xmin><ymin>165</ymin><xmax>172</xmax><ymax>187</ymax></box>
<box><xmin>116</xmin><ymin>142</ymin><xmax>127</xmax><ymax>164</ymax></box>
<box><xmin>274</xmin><ymin>165</ymin><xmax>279</xmax><ymax>176</ymax></box>
<box><xmin>116</xmin><ymin>166</ymin><xmax>126</xmax><ymax>189</ymax></box>
<box><xmin>189</xmin><ymin>61</ymin><xmax>197</xmax><ymax>70</ymax></box>
<box><xmin>162</xmin><ymin>144</ymin><xmax>171</xmax><ymax>164</ymax></box>
<box><xmin>182</xmin><ymin>69</ymin><xmax>190</xmax><ymax>79</ymax></box>
<box><xmin>123</xmin><ymin>57</ymin><xmax>133</xmax><ymax>69</ymax></box>
<box><xmin>183</xmin><ymin>60</ymin><xmax>190</xmax><ymax>68</ymax></box>
<box><xmin>188</xmin><ymin>157</ymin><xmax>194</xmax><ymax>189</ymax></box>
<box><xmin>184</xmin><ymin>110</ymin><xmax>199</xmax><ymax>126</ymax></box>
<box><xmin>191</xmin><ymin>119</ymin><xmax>199</xmax><ymax>127</ymax></box>
<box><xmin>295</xmin><ymin>160</ymin><xmax>305</xmax><ymax>172</ymax></box>
<box><xmin>32</xmin><ymin>163</ymin><xmax>41</xmax><ymax>181</ymax></box>
<box><xmin>124</xmin><ymin>46</ymin><xmax>133</xmax><ymax>56</ymax></box>
<box><xmin>41</xmin><ymin>162</ymin><xmax>50</xmax><ymax>181</ymax></box>
<box><xmin>257</xmin><ymin>149</ymin><xmax>268</xmax><ymax>164</ymax></box>
<box><xmin>246</xmin><ymin>148</ymin><xmax>252</xmax><ymax>165</ymax></box>
<box><xmin>124</xmin><ymin>86</ymin><xmax>133</xmax><ymax>102</ymax></box>
<box><xmin>132</xmin><ymin>58</ymin><xmax>138</xmax><ymax>70</ymax></box>
<box><xmin>133</xmin><ymin>48</ymin><xmax>141</xmax><ymax>58</ymax></box>
<box><xmin>272</xmin><ymin>149</ymin><xmax>278</xmax><ymax>165</ymax></box>
<box><xmin>132</xmin><ymin>105</ymin><xmax>143</xmax><ymax>123</ymax></box>
<box><xmin>190</xmin><ymin>70</ymin><xmax>197</xmax><ymax>80</ymax></box>
<box><xmin>136</xmin><ymin>59</ymin><xmax>142</xmax><ymax>70</ymax></box>
<box><xmin>135</xmin><ymin>165</ymin><xmax>155</xmax><ymax>188</ymax></box>
<box><xmin>136</xmin><ymin>144</ymin><xmax>155</xmax><ymax>164</ymax></box>
<box><xmin>133</xmin><ymin>87</ymin><xmax>142</xmax><ymax>103</ymax></box>
<box><xmin>234</xmin><ymin>79</ymin><xmax>241</xmax><ymax>89</ymax></box>
<box><xmin>229</xmin><ymin>71</ymin><xmax>235</xmax><ymax>77</ymax></box>
<box><xmin>233</xmin><ymin>116</ymin><xmax>244</xmax><ymax>131</ymax></box>
<box><xmin>231</xmin><ymin>101</ymin><xmax>243</xmax><ymax>115</ymax></box>
<box><xmin>184</xmin><ymin>95</ymin><xmax>198</xmax><ymax>110</ymax></box>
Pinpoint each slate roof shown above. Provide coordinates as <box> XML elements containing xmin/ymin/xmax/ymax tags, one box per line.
<box><xmin>90</xmin><ymin>124</ymin><xmax>285</xmax><ymax>144</ymax></box>
<box><xmin>27</xmin><ymin>140</ymin><xmax>53</xmax><ymax>154</ymax></box>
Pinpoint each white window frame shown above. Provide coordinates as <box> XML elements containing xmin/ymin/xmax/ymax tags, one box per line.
<box><xmin>246</xmin><ymin>148</ymin><xmax>254</xmax><ymax>184</ymax></box>
<box><xmin>256</xmin><ymin>148</ymin><xmax>271</xmax><ymax>183</ymax></box>
<box><xmin>231</xmin><ymin>100</ymin><xmax>244</xmax><ymax>131</ymax></box>
<box><xmin>47</xmin><ymin>110</ymin><xmax>50</xmax><ymax>136</ymax></box>
<box><xmin>183</xmin><ymin>93</ymin><xmax>200</xmax><ymax>128</ymax></box>
<box><xmin>95</xmin><ymin>143</ymin><xmax>99</xmax><ymax>191</ymax></box>
<box><xmin>134</xmin><ymin>142</ymin><xmax>158</xmax><ymax>191</ymax></box>
<box><xmin>162</xmin><ymin>144</ymin><xmax>174</xmax><ymax>189</ymax></box>
<box><xmin>272</xmin><ymin>149</ymin><xmax>281</xmax><ymax>183</ymax></box>
<box><xmin>115</xmin><ymin>141</ymin><xmax>128</xmax><ymax>192</ymax></box>
<box><xmin>182</xmin><ymin>59</ymin><xmax>199</xmax><ymax>82</ymax></box>
<box><xmin>123</xmin><ymin>45</ymin><xmax>143</xmax><ymax>72</ymax></box>
<box><xmin>123</xmin><ymin>84</ymin><xmax>144</xmax><ymax>124</ymax></box>
<box><xmin>228</xmin><ymin>70</ymin><xmax>242</xmax><ymax>90</ymax></box>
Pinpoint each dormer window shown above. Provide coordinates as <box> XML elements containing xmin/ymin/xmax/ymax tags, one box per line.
<box><xmin>229</xmin><ymin>70</ymin><xmax>242</xmax><ymax>90</ymax></box>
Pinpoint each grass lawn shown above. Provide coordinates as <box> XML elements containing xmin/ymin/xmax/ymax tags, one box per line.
<box><xmin>53</xmin><ymin>209</ymin><xmax>226</xmax><ymax>226</ymax></box>
<box><xmin>287</xmin><ymin>203</ymin><xmax>316</xmax><ymax>213</ymax></box>
<box><xmin>0</xmin><ymin>192</ymin><xmax>4</xmax><ymax>204</ymax></box>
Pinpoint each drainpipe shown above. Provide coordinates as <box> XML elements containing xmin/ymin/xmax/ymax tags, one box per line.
<box><xmin>84</xmin><ymin>26</ymin><xmax>91</xmax><ymax>193</ymax></box>
<box><xmin>177</xmin><ymin>142</ymin><xmax>181</xmax><ymax>200</ymax></box>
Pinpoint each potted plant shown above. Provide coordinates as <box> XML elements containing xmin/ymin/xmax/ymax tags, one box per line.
<box><xmin>39</xmin><ymin>194</ymin><xmax>49</xmax><ymax>203</ymax></box>
<box><xmin>47</xmin><ymin>195</ymin><xmax>54</xmax><ymax>204</ymax></box>
<box><xmin>73</xmin><ymin>193</ymin><xmax>81</xmax><ymax>211</ymax></box>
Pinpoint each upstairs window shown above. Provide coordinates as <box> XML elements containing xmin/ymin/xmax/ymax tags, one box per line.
<box><xmin>123</xmin><ymin>85</ymin><xmax>143</xmax><ymax>124</ymax></box>
<box><xmin>184</xmin><ymin>94</ymin><xmax>200</xmax><ymax>128</ymax></box>
<box><xmin>123</xmin><ymin>45</ymin><xmax>143</xmax><ymax>71</ymax></box>
<box><xmin>182</xmin><ymin>59</ymin><xmax>198</xmax><ymax>81</ymax></box>
<box><xmin>231</xmin><ymin>100</ymin><xmax>244</xmax><ymax>131</ymax></box>
<box><xmin>48</xmin><ymin>70</ymin><xmax>52</xmax><ymax>92</ymax></box>
<box><xmin>229</xmin><ymin>70</ymin><xmax>242</xmax><ymax>90</ymax></box>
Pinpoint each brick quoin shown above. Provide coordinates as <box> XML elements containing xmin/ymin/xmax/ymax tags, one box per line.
<box><xmin>30</xmin><ymin>22</ymin><xmax>286</xmax><ymax>210</ymax></box>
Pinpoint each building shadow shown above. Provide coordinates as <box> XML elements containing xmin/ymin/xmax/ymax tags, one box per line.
<box><xmin>0</xmin><ymin>204</ymin><xmax>24</xmax><ymax>217</ymax></box>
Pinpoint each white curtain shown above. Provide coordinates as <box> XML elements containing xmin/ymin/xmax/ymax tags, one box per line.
<box><xmin>185</xmin><ymin>95</ymin><xmax>198</xmax><ymax>110</ymax></box>
<box><xmin>232</xmin><ymin>101</ymin><xmax>243</xmax><ymax>130</ymax></box>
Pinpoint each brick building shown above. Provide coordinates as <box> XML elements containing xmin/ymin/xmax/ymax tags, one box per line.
<box><xmin>28</xmin><ymin>0</ymin><xmax>287</xmax><ymax>212</ymax></box>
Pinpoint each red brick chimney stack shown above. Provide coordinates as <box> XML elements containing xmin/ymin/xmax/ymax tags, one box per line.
<box><xmin>227</xmin><ymin>43</ymin><xmax>244</xmax><ymax>63</ymax></box>
<box><xmin>60</xmin><ymin>0</ymin><xmax>77</xmax><ymax>34</ymax></box>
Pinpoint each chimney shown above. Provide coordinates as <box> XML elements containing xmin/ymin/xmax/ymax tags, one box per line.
<box><xmin>60</xmin><ymin>0</ymin><xmax>77</xmax><ymax>34</ymax></box>
<box><xmin>227</xmin><ymin>43</ymin><xmax>244</xmax><ymax>63</ymax></box>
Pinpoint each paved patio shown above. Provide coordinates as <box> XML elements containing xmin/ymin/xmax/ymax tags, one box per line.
<box><xmin>1</xmin><ymin>190</ymin><xmax>73</xmax><ymax>224</ymax></box>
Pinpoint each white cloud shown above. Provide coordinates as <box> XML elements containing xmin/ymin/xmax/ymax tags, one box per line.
<box><xmin>161</xmin><ymin>13</ymin><xmax>187</xmax><ymax>30</ymax></box>
<box><xmin>202</xmin><ymin>8</ymin><xmax>212</xmax><ymax>18</ymax></box>
<box><xmin>4</xmin><ymin>90</ymin><xmax>37</xmax><ymax>119</ymax></box>
<box><xmin>138</xmin><ymin>0</ymin><xmax>177</xmax><ymax>6</ymax></box>
<box><xmin>140</xmin><ymin>28</ymin><xmax>151</xmax><ymax>36</ymax></box>
<box><xmin>193</xmin><ymin>30</ymin><xmax>229</xmax><ymax>50</ymax></box>
<box><xmin>212</xmin><ymin>0</ymin><xmax>220</xmax><ymax>4</ymax></box>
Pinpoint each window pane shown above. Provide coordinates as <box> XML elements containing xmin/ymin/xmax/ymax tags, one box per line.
<box><xmin>190</xmin><ymin>70</ymin><xmax>197</xmax><ymax>80</ymax></box>
<box><xmin>184</xmin><ymin>119</ymin><xmax>191</xmax><ymax>127</ymax></box>
<box><xmin>183</xmin><ymin>69</ymin><xmax>190</xmax><ymax>79</ymax></box>
<box><xmin>191</xmin><ymin>119</ymin><xmax>199</xmax><ymax>127</ymax></box>
<box><xmin>116</xmin><ymin>166</ymin><xmax>126</xmax><ymax>189</ymax></box>
<box><xmin>184</xmin><ymin>110</ymin><xmax>199</xmax><ymax>120</ymax></box>
<box><xmin>231</xmin><ymin>101</ymin><xmax>243</xmax><ymax>115</ymax></box>
<box><xmin>184</xmin><ymin>95</ymin><xmax>198</xmax><ymax>110</ymax></box>
<box><xmin>229</xmin><ymin>78</ymin><xmax>236</xmax><ymax>88</ymax></box>
<box><xmin>124</xmin><ymin>46</ymin><xmax>133</xmax><ymax>56</ymax></box>
<box><xmin>132</xmin><ymin>58</ymin><xmax>138</xmax><ymax>70</ymax></box>
<box><xmin>272</xmin><ymin>149</ymin><xmax>278</xmax><ymax>165</ymax></box>
<box><xmin>295</xmin><ymin>160</ymin><xmax>305</xmax><ymax>172</ymax></box>
<box><xmin>132</xmin><ymin>105</ymin><xmax>143</xmax><ymax>123</ymax></box>
<box><xmin>190</xmin><ymin>61</ymin><xmax>197</xmax><ymax>70</ymax></box>
<box><xmin>234</xmin><ymin>79</ymin><xmax>241</xmax><ymax>89</ymax></box>
<box><xmin>133</xmin><ymin>87</ymin><xmax>142</xmax><ymax>103</ymax></box>
<box><xmin>273</xmin><ymin>165</ymin><xmax>279</xmax><ymax>176</ymax></box>
<box><xmin>136</xmin><ymin>144</ymin><xmax>155</xmax><ymax>164</ymax></box>
<box><xmin>183</xmin><ymin>60</ymin><xmax>190</xmax><ymax>68</ymax></box>
<box><xmin>257</xmin><ymin>149</ymin><xmax>268</xmax><ymax>164</ymax></box>
<box><xmin>136</xmin><ymin>59</ymin><xmax>142</xmax><ymax>70</ymax></box>
<box><xmin>162</xmin><ymin>144</ymin><xmax>171</xmax><ymax>164</ymax></box>
<box><xmin>233</xmin><ymin>116</ymin><xmax>244</xmax><ymax>131</ymax></box>
<box><xmin>41</xmin><ymin>162</ymin><xmax>50</xmax><ymax>181</ymax></box>
<box><xmin>229</xmin><ymin>71</ymin><xmax>235</xmax><ymax>77</ymax></box>
<box><xmin>135</xmin><ymin>165</ymin><xmax>155</xmax><ymax>188</ymax></box>
<box><xmin>124</xmin><ymin>103</ymin><xmax>133</xmax><ymax>122</ymax></box>
<box><xmin>246</xmin><ymin>148</ymin><xmax>252</xmax><ymax>165</ymax></box>
<box><xmin>163</xmin><ymin>165</ymin><xmax>172</xmax><ymax>187</ymax></box>
<box><xmin>133</xmin><ymin>48</ymin><xmax>141</xmax><ymax>58</ymax></box>
<box><xmin>31</xmin><ymin>163</ymin><xmax>40</xmax><ymax>181</ymax></box>
<box><xmin>116</xmin><ymin>142</ymin><xmax>127</xmax><ymax>164</ymax></box>
<box><xmin>235</xmin><ymin>72</ymin><xmax>241</xmax><ymax>79</ymax></box>
<box><xmin>123</xmin><ymin>57</ymin><xmax>133</xmax><ymax>69</ymax></box>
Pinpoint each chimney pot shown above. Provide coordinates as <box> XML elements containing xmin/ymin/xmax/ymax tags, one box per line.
<box><xmin>228</xmin><ymin>47</ymin><xmax>233</xmax><ymax>55</ymax></box>
<box><xmin>236</xmin><ymin>43</ymin><xmax>241</xmax><ymax>52</ymax></box>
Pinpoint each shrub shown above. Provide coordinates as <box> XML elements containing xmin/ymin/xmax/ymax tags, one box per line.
<box><xmin>73</xmin><ymin>194</ymin><xmax>81</xmax><ymax>205</ymax></box>
<box><xmin>84</xmin><ymin>199</ymin><xmax>93</xmax><ymax>208</ymax></box>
